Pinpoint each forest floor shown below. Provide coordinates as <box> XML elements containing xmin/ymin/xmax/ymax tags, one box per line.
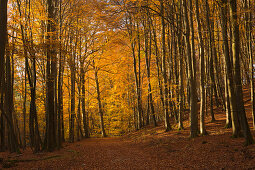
<box><xmin>1</xmin><ymin>88</ymin><xmax>255</xmax><ymax>169</ymax></box>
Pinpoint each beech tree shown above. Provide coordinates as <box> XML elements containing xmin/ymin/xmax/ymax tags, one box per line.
<box><xmin>1</xmin><ymin>0</ymin><xmax>255</xmax><ymax>154</ymax></box>
<box><xmin>0</xmin><ymin>0</ymin><xmax>20</xmax><ymax>153</ymax></box>
<box><xmin>45</xmin><ymin>0</ymin><xmax>58</xmax><ymax>151</ymax></box>
<box><xmin>0</xmin><ymin>0</ymin><xmax>9</xmax><ymax>151</ymax></box>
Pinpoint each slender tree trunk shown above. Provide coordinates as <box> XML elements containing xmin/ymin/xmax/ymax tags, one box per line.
<box><xmin>189</xmin><ymin>0</ymin><xmax>196</xmax><ymax>84</ymax></box>
<box><xmin>57</xmin><ymin>0</ymin><xmax>64</xmax><ymax>148</ymax></box>
<box><xmin>177</xmin><ymin>1</ymin><xmax>184</xmax><ymax>130</ymax></box>
<box><xmin>131</xmin><ymin>41</ymin><xmax>142</xmax><ymax>130</ymax></box>
<box><xmin>210</xmin><ymin>10</ymin><xmax>221</xmax><ymax>107</ymax></box>
<box><xmin>69</xmin><ymin>60</ymin><xmax>75</xmax><ymax>143</ymax></box>
<box><xmin>244</xmin><ymin>0</ymin><xmax>254</xmax><ymax>130</ymax></box>
<box><xmin>94</xmin><ymin>67</ymin><xmax>106</xmax><ymax>137</ymax></box>
<box><xmin>220</xmin><ymin>0</ymin><xmax>240</xmax><ymax>137</ymax></box>
<box><xmin>137</xmin><ymin>23</ymin><xmax>143</xmax><ymax>129</ymax></box>
<box><xmin>77</xmin><ymin>95</ymin><xmax>81</xmax><ymax>141</ymax></box>
<box><xmin>224</xmin><ymin>62</ymin><xmax>232</xmax><ymax>128</ymax></box>
<box><xmin>128</xmin><ymin>17</ymin><xmax>143</xmax><ymax>130</ymax></box>
<box><xmin>57</xmin><ymin>45</ymin><xmax>63</xmax><ymax>147</ymax></box>
<box><xmin>195</xmin><ymin>0</ymin><xmax>207</xmax><ymax>135</ymax></box>
<box><xmin>183</xmin><ymin>0</ymin><xmax>198</xmax><ymax>137</ymax></box>
<box><xmin>76</xmin><ymin>62</ymin><xmax>84</xmax><ymax>140</ymax></box>
<box><xmin>205</xmin><ymin>0</ymin><xmax>216</xmax><ymax>122</ymax></box>
<box><xmin>151</xmin><ymin>19</ymin><xmax>165</xmax><ymax>112</ymax></box>
<box><xmin>178</xmin><ymin>41</ymin><xmax>184</xmax><ymax>130</ymax></box>
<box><xmin>144</xmin><ymin>17</ymin><xmax>157</xmax><ymax>127</ymax></box>
<box><xmin>160</xmin><ymin>0</ymin><xmax>171</xmax><ymax>131</ymax></box>
<box><xmin>81</xmin><ymin>65</ymin><xmax>89</xmax><ymax>138</ymax></box>
<box><xmin>23</xmin><ymin>68</ymin><xmax>27</xmax><ymax>148</ymax></box>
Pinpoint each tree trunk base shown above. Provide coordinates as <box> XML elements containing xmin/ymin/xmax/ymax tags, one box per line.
<box><xmin>165</xmin><ymin>126</ymin><xmax>172</xmax><ymax>132</ymax></box>
<box><xmin>200</xmin><ymin>130</ymin><xmax>208</xmax><ymax>136</ymax></box>
<box><xmin>224</xmin><ymin>123</ymin><xmax>232</xmax><ymax>129</ymax></box>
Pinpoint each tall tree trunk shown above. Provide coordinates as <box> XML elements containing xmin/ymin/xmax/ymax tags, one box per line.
<box><xmin>183</xmin><ymin>0</ymin><xmax>198</xmax><ymax>137</ymax></box>
<box><xmin>160</xmin><ymin>0</ymin><xmax>171</xmax><ymax>132</ymax></box>
<box><xmin>0</xmin><ymin>94</ymin><xmax>5</xmax><ymax>152</ymax></box>
<box><xmin>57</xmin><ymin>44</ymin><xmax>63</xmax><ymax>147</ymax></box>
<box><xmin>244</xmin><ymin>0</ymin><xmax>254</xmax><ymax>130</ymax></box>
<box><xmin>0</xmin><ymin>0</ymin><xmax>8</xmax><ymax>152</ymax></box>
<box><xmin>229</xmin><ymin>0</ymin><xmax>254</xmax><ymax>145</ymax></box>
<box><xmin>23</xmin><ymin>68</ymin><xmax>27</xmax><ymax>148</ymax></box>
<box><xmin>137</xmin><ymin>23</ymin><xmax>143</xmax><ymax>129</ymax></box>
<box><xmin>69</xmin><ymin>59</ymin><xmax>75</xmax><ymax>143</ymax></box>
<box><xmin>0</xmin><ymin>0</ymin><xmax>20</xmax><ymax>153</ymax></box>
<box><xmin>195</xmin><ymin>0</ymin><xmax>207</xmax><ymax>135</ymax></box>
<box><xmin>0</xmin><ymin>0</ymin><xmax>8</xmax><ymax>94</ymax></box>
<box><xmin>16</xmin><ymin>0</ymin><xmax>40</xmax><ymax>152</ymax></box>
<box><xmin>94</xmin><ymin>67</ymin><xmax>106</xmax><ymax>137</ymax></box>
<box><xmin>144</xmin><ymin>16</ymin><xmax>157</xmax><ymax>127</ymax></box>
<box><xmin>81</xmin><ymin>65</ymin><xmax>89</xmax><ymax>138</ymax></box>
<box><xmin>57</xmin><ymin>0</ymin><xmax>64</xmax><ymax>148</ymax></box>
<box><xmin>205</xmin><ymin>0</ymin><xmax>216</xmax><ymax>122</ymax></box>
<box><xmin>5</xmin><ymin>41</ymin><xmax>19</xmax><ymax>152</ymax></box>
<box><xmin>46</xmin><ymin>0</ymin><xmax>58</xmax><ymax>151</ymax></box>
<box><xmin>177</xmin><ymin>1</ymin><xmax>184</xmax><ymax>130</ymax></box>
<box><xmin>151</xmin><ymin>18</ymin><xmax>165</xmax><ymax>113</ymax></box>
<box><xmin>224</xmin><ymin>62</ymin><xmax>232</xmax><ymax>128</ymax></box>
<box><xmin>178</xmin><ymin>40</ymin><xmax>184</xmax><ymax>130</ymax></box>
<box><xmin>132</xmin><ymin>27</ymin><xmax>143</xmax><ymax>130</ymax></box>
<box><xmin>220</xmin><ymin>0</ymin><xmax>240</xmax><ymax>137</ymax></box>
<box><xmin>77</xmin><ymin>94</ymin><xmax>81</xmax><ymax>141</ymax></box>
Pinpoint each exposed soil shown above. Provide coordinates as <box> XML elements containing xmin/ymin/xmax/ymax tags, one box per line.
<box><xmin>1</xmin><ymin>87</ymin><xmax>255</xmax><ymax>169</ymax></box>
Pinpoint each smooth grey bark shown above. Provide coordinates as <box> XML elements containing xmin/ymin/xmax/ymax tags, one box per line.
<box><xmin>160</xmin><ymin>0</ymin><xmax>171</xmax><ymax>132</ymax></box>
<box><xmin>205</xmin><ymin>0</ymin><xmax>216</xmax><ymax>122</ymax></box>
<box><xmin>229</xmin><ymin>0</ymin><xmax>254</xmax><ymax>145</ymax></box>
<box><xmin>224</xmin><ymin>63</ymin><xmax>232</xmax><ymax>129</ymax></box>
<box><xmin>136</xmin><ymin>23</ymin><xmax>143</xmax><ymax>128</ymax></box>
<box><xmin>183</xmin><ymin>0</ymin><xmax>198</xmax><ymax>137</ymax></box>
<box><xmin>23</xmin><ymin>68</ymin><xmax>27</xmax><ymax>148</ymax></box>
<box><xmin>219</xmin><ymin>0</ymin><xmax>240</xmax><ymax>137</ymax></box>
<box><xmin>195</xmin><ymin>0</ymin><xmax>207</xmax><ymax>135</ymax></box>
<box><xmin>177</xmin><ymin>0</ymin><xmax>184</xmax><ymax>130</ymax></box>
<box><xmin>244</xmin><ymin>0</ymin><xmax>254</xmax><ymax>130</ymax></box>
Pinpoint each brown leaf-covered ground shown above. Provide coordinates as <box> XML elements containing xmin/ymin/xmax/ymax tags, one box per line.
<box><xmin>1</xmin><ymin>88</ymin><xmax>255</xmax><ymax>169</ymax></box>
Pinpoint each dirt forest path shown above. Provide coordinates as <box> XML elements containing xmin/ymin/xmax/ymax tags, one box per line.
<box><xmin>1</xmin><ymin>137</ymin><xmax>169</xmax><ymax>169</ymax></box>
<box><xmin>2</xmin><ymin>113</ymin><xmax>255</xmax><ymax>170</ymax></box>
<box><xmin>1</xmin><ymin>87</ymin><xmax>255</xmax><ymax>169</ymax></box>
